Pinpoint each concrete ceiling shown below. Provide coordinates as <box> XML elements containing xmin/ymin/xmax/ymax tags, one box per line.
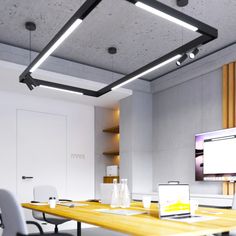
<box><xmin>0</xmin><ymin>0</ymin><xmax>235</xmax><ymax>82</ymax></box>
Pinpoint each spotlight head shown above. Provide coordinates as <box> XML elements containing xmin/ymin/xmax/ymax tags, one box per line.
<box><xmin>25</xmin><ymin>81</ymin><xmax>34</xmax><ymax>90</ymax></box>
<box><xmin>23</xmin><ymin>73</ymin><xmax>39</xmax><ymax>90</ymax></box>
<box><xmin>189</xmin><ymin>48</ymin><xmax>199</xmax><ymax>59</ymax></box>
<box><xmin>176</xmin><ymin>53</ymin><xmax>187</xmax><ymax>66</ymax></box>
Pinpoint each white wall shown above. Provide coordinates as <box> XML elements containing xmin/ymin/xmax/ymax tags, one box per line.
<box><xmin>120</xmin><ymin>91</ymin><xmax>153</xmax><ymax>193</ymax></box>
<box><xmin>152</xmin><ymin>69</ymin><xmax>222</xmax><ymax>194</ymax></box>
<box><xmin>0</xmin><ymin>90</ymin><xmax>95</xmax><ymax>231</ymax></box>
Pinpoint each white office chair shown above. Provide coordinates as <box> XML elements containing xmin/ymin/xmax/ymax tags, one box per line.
<box><xmin>212</xmin><ymin>194</ymin><xmax>236</xmax><ymax>236</ymax></box>
<box><xmin>0</xmin><ymin>189</ymin><xmax>71</xmax><ymax>236</ymax></box>
<box><xmin>32</xmin><ymin>186</ymin><xmax>71</xmax><ymax>233</ymax></box>
<box><xmin>227</xmin><ymin>194</ymin><xmax>236</xmax><ymax>236</ymax></box>
<box><xmin>232</xmin><ymin>194</ymin><xmax>236</xmax><ymax>210</ymax></box>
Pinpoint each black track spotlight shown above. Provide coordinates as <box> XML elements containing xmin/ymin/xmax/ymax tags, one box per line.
<box><xmin>189</xmin><ymin>48</ymin><xmax>199</xmax><ymax>59</ymax></box>
<box><xmin>25</xmin><ymin>81</ymin><xmax>34</xmax><ymax>90</ymax></box>
<box><xmin>176</xmin><ymin>54</ymin><xmax>187</xmax><ymax>66</ymax></box>
<box><xmin>23</xmin><ymin>73</ymin><xmax>39</xmax><ymax>90</ymax></box>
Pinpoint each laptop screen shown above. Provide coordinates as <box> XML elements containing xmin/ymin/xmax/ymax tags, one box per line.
<box><xmin>158</xmin><ymin>184</ymin><xmax>190</xmax><ymax>218</ymax></box>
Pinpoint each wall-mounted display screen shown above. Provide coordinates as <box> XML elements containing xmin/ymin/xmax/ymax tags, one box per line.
<box><xmin>195</xmin><ymin>128</ymin><xmax>236</xmax><ymax>181</ymax></box>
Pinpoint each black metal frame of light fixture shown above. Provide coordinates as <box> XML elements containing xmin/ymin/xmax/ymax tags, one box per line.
<box><xmin>19</xmin><ymin>0</ymin><xmax>218</xmax><ymax>97</ymax></box>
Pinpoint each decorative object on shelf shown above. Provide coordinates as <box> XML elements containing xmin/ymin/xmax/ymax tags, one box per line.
<box><xmin>103</xmin><ymin>126</ymin><xmax>119</xmax><ymax>134</ymax></box>
<box><xmin>19</xmin><ymin>0</ymin><xmax>218</xmax><ymax>97</ymax></box>
<box><xmin>102</xmin><ymin>151</ymin><xmax>119</xmax><ymax>156</ymax></box>
<box><xmin>106</xmin><ymin>165</ymin><xmax>119</xmax><ymax>176</ymax></box>
<box><xmin>103</xmin><ymin>176</ymin><xmax>119</xmax><ymax>183</ymax></box>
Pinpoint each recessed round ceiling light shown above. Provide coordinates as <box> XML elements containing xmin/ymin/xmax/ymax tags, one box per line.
<box><xmin>108</xmin><ymin>47</ymin><xmax>117</xmax><ymax>54</ymax></box>
<box><xmin>25</xmin><ymin>22</ymin><xmax>36</xmax><ymax>31</ymax></box>
<box><xmin>177</xmin><ymin>0</ymin><xmax>189</xmax><ymax>7</ymax></box>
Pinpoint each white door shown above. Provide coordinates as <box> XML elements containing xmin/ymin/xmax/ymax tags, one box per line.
<box><xmin>16</xmin><ymin>110</ymin><xmax>67</xmax><ymax>203</ymax></box>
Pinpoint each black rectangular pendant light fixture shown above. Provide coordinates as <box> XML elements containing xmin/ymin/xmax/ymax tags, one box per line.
<box><xmin>19</xmin><ymin>0</ymin><xmax>218</xmax><ymax>97</ymax></box>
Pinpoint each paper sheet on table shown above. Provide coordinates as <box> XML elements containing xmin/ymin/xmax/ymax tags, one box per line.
<box><xmin>29</xmin><ymin>202</ymin><xmax>48</xmax><ymax>206</ymax></box>
<box><xmin>95</xmin><ymin>209</ymin><xmax>147</xmax><ymax>216</ymax></box>
<box><xmin>58</xmin><ymin>202</ymin><xmax>88</xmax><ymax>207</ymax></box>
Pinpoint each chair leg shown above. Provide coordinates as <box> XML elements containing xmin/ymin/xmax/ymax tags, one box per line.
<box><xmin>54</xmin><ymin>225</ymin><xmax>58</xmax><ymax>233</ymax></box>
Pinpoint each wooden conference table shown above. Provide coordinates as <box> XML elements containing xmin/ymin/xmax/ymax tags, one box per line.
<box><xmin>22</xmin><ymin>201</ymin><xmax>236</xmax><ymax>236</ymax></box>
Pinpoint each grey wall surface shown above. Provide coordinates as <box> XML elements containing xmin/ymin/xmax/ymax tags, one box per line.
<box><xmin>94</xmin><ymin>107</ymin><xmax>119</xmax><ymax>198</ymax></box>
<box><xmin>120</xmin><ymin>91</ymin><xmax>153</xmax><ymax>193</ymax></box>
<box><xmin>152</xmin><ymin>69</ymin><xmax>222</xmax><ymax>194</ymax></box>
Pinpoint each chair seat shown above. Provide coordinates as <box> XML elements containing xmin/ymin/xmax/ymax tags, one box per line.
<box><xmin>43</xmin><ymin>217</ymin><xmax>69</xmax><ymax>225</ymax></box>
<box><xmin>32</xmin><ymin>185</ymin><xmax>71</xmax><ymax>233</ymax></box>
<box><xmin>34</xmin><ymin>213</ymin><xmax>69</xmax><ymax>225</ymax></box>
<box><xmin>30</xmin><ymin>233</ymin><xmax>72</xmax><ymax>236</ymax></box>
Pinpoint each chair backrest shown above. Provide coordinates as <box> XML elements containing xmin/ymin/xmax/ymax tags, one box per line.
<box><xmin>33</xmin><ymin>185</ymin><xmax>58</xmax><ymax>202</ymax></box>
<box><xmin>168</xmin><ymin>181</ymin><xmax>180</xmax><ymax>184</ymax></box>
<box><xmin>32</xmin><ymin>185</ymin><xmax>58</xmax><ymax>220</ymax></box>
<box><xmin>232</xmin><ymin>193</ymin><xmax>236</xmax><ymax>209</ymax></box>
<box><xmin>0</xmin><ymin>189</ymin><xmax>28</xmax><ymax>236</ymax></box>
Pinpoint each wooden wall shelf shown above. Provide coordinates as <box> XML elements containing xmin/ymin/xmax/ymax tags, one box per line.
<box><xmin>103</xmin><ymin>151</ymin><xmax>119</xmax><ymax>156</ymax></box>
<box><xmin>103</xmin><ymin>126</ymin><xmax>119</xmax><ymax>134</ymax></box>
<box><xmin>103</xmin><ymin>176</ymin><xmax>119</xmax><ymax>183</ymax></box>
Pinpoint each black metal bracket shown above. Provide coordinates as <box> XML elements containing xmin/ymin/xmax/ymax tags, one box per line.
<box><xmin>0</xmin><ymin>213</ymin><xmax>4</xmax><ymax>229</ymax></box>
<box><xmin>19</xmin><ymin>0</ymin><xmax>218</xmax><ymax>97</ymax></box>
<box><xmin>26</xmin><ymin>221</ymin><xmax>44</xmax><ymax>234</ymax></box>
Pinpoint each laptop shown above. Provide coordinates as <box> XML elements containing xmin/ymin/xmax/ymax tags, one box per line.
<box><xmin>158</xmin><ymin>184</ymin><xmax>193</xmax><ymax>219</ymax></box>
<box><xmin>158</xmin><ymin>184</ymin><xmax>203</xmax><ymax>221</ymax></box>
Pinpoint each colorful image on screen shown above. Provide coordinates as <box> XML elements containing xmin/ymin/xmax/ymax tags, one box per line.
<box><xmin>158</xmin><ymin>185</ymin><xmax>190</xmax><ymax>217</ymax></box>
<box><xmin>195</xmin><ymin>127</ymin><xmax>236</xmax><ymax>181</ymax></box>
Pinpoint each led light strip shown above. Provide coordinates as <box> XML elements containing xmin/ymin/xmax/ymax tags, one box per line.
<box><xmin>19</xmin><ymin>0</ymin><xmax>217</xmax><ymax>97</ymax></box>
<box><xmin>112</xmin><ymin>54</ymin><xmax>181</xmax><ymax>90</ymax></box>
<box><xmin>210</xmin><ymin>136</ymin><xmax>236</xmax><ymax>142</ymax></box>
<box><xmin>40</xmin><ymin>85</ymin><xmax>83</xmax><ymax>95</ymax></box>
<box><xmin>135</xmin><ymin>2</ymin><xmax>198</xmax><ymax>32</ymax></box>
<box><xmin>30</xmin><ymin>19</ymin><xmax>83</xmax><ymax>73</ymax></box>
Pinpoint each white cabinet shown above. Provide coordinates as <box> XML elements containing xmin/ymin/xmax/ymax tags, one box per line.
<box><xmin>132</xmin><ymin>192</ymin><xmax>233</xmax><ymax>208</ymax></box>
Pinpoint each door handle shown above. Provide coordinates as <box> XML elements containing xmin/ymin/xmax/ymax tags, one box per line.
<box><xmin>22</xmin><ymin>176</ymin><xmax>34</xmax><ymax>180</ymax></box>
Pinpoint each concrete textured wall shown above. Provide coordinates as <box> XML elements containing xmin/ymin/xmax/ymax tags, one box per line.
<box><xmin>120</xmin><ymin>91</ymin><xmax>153</xmax><ymax>193</ymax></box>
<box><xmin>152</xmin><ymin>69</ymin><xmax>222</xmax><ymax>194</ymax></box>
